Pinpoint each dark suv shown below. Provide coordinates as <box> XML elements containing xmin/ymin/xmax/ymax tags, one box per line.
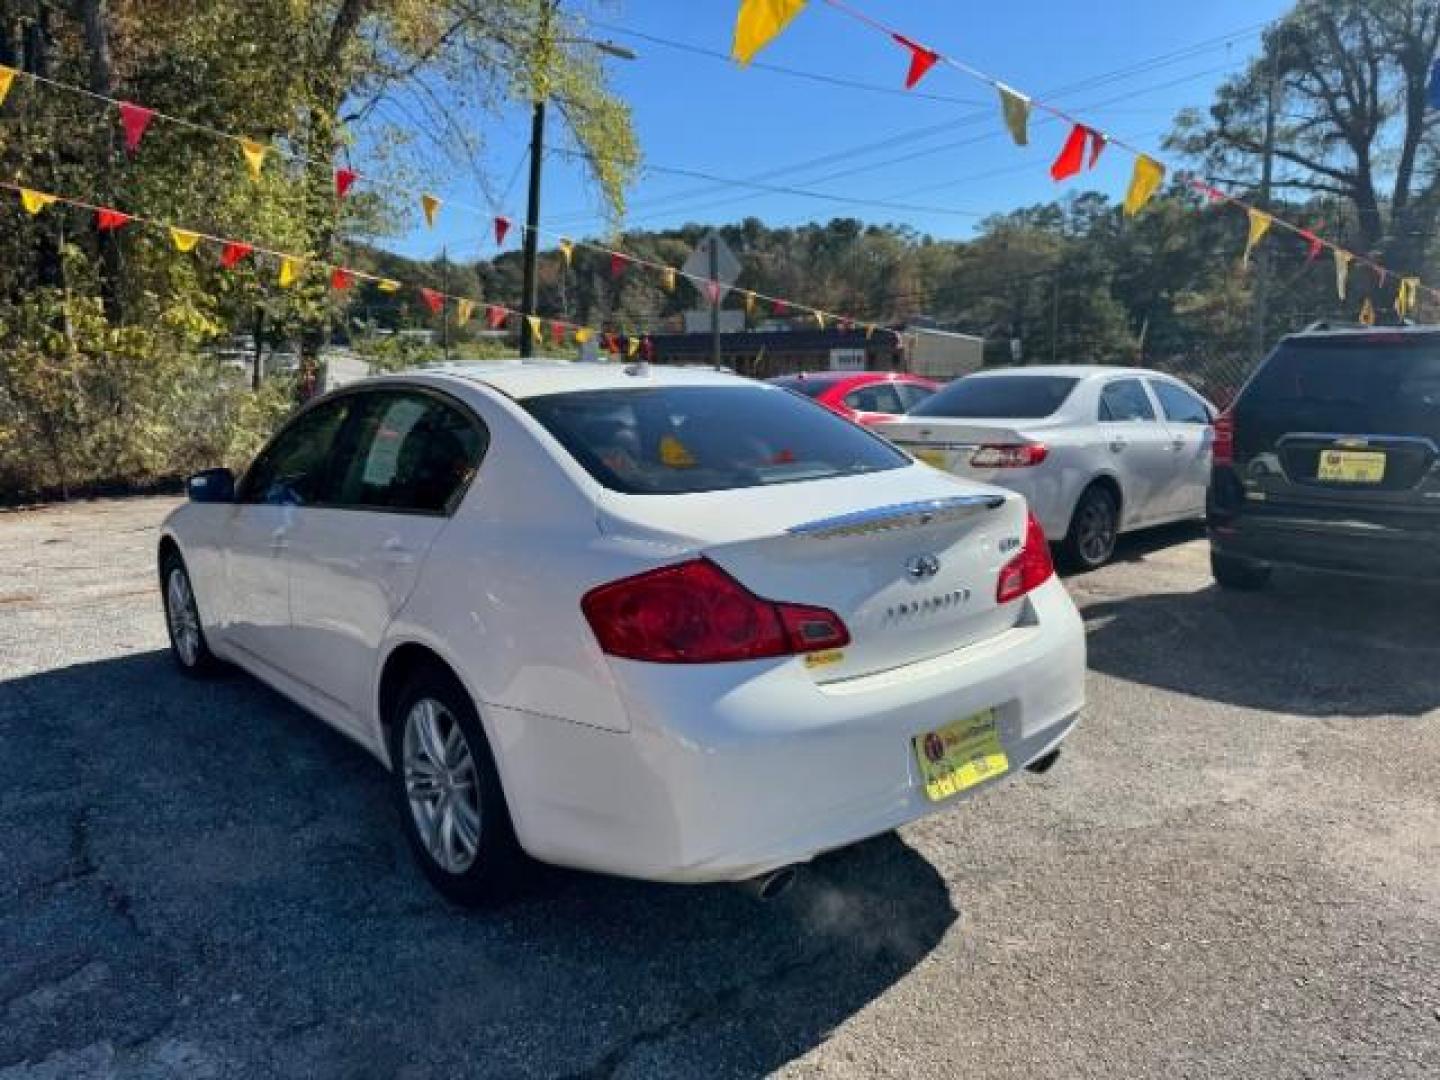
<box><xmin>1208</xmin><ymin>325</ymin><xmax>1440</xmax><ymax>588</ymax></box>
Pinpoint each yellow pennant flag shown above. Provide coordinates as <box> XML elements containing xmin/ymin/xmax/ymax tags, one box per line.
<box><xmin>744</xmin><ymin>291</ymin><xmax>756</xmax><ymax>316</ymax></box>
<box><xmin>278</xmin><ymin>256</ymin><xmax>302</xmax><ymax>288</ymax></box>
<box><xmin>1359</xmin><ymin>297</ymin><xmax>1376</xmax><ymax>326</ymax></box>
<box><xmin>627</xmin><ymin>335</ymin><xmax>641</xmax><ymax>358</ymax></box>
<box><xmin>421</xmin><ymin>193</ymin><xmax>441</xmax><ymax>229</ymax></box>
<box><xmin>662</xmin><ymin>267</ymin><xmax>676</xmax><ymax>292</ymax></box>
<box><xmin>996</xmin><ymin>83</ymin><xmax>1030</xmax><ymax>147</ymax></box>
<box><xmin>0</xmin><ymin>66</ymin><xmax>16</xmax><ymax>108</ymax></box>
<box><xmin>558</xmin><ymin>239</ymin><xmax>574</xmax><ymax>267</ymax></box>
<box><xmin>1333</xmin><ymin>249</ymin><xmax>1353</xmax><ymax>301</ymax></box>
<box><xmin>1242</xmin><ymin>208</ymin><xmax>1271</xmax><ymax>269</ymax></box>
<box><xmin>732</xmin><ymin>0</ymin><xmax>809</xmax><ymax>66</ymax></box>
<box><xmin>456</xmin><ymin>298</ymin><xmax>475</xmax><ymax>326</ymax></box>
<box><xmin>240</xmin><ymin>138</ymin><xmax>267</xmax><ymax>182</ymax></box>
<box><xmin>526</xmin><ymin>315</ymin><xmax>541</xmax><ymax>343</ymax></box>
<box><xmin>169</xmin><ymin>227</ymin><xmax>201</xmax><ymax>253</ymax></box>
<box><xmin>1124</xmin><ymin>155</ymin><xmax>1165</xmax><ymax>217</ymax></box>
<box><xmin>574</xmin><ymin>327</ymin><xmax>592</xmax><ymax>344</ymax></box>
<box><xmin>813</xmin><ymin>310</ymin><xmax>826</xmax><ymax>330</ymax></box>
<box><xmin>1396</xmin><ymin>276</ymin><xmax>1420</xmax><ymax>319</ymax></box>
<box><xmin>19</xmin><ymin>188</ymin><xmax>56</xmax><ymax>215</ymax></box>
<box><xmin>377</xmin><ymin>278</ymin><xmax>401</xmax><ymax>293</ymax></box>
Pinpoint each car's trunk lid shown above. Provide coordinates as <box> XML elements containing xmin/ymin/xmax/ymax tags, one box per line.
<box><xmin>878</xmin><ymin>418</ymin><xmax>1047</xmax><ymax>475</ymax></box>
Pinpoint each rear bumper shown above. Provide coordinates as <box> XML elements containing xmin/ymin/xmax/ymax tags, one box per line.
<box><xmin>485</xmin><ymin>577</ymin><xmax>1085</xmax><ymax>883</ymax></box>
<box><xmin>1209</xmin><ymin>505</ymin><xmax>1440</xmax><ymax>580</ymax></box>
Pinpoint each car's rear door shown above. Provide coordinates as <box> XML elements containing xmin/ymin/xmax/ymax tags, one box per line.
<box><xmin>1147</xmin><ymin>377</ymin><xmax>1214</xmax><ymax>519</ymax></box>
<box><xmin>1096</xmin><ymin>377</ymin><xmax>1172</xmax><ymax>527</ymax></box>
<box><xmin>285</xmin><ymin>388</ymin><xmax>488</xmax><ymax>720</ymax></box>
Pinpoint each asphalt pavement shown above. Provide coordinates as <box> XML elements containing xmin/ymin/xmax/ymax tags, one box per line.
<box><xmin>1</xmin><ymin>497</ymin><xmax>1437</xmax><ymax>1078</ymax></box>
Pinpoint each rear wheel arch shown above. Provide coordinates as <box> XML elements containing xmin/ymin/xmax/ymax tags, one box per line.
<box><xmin>1076</xmin><ymin>473</ymin><xmax>1123</xmax><ymax>525</ymax></box>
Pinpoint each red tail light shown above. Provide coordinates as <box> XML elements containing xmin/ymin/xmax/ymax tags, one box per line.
<box><xmin>582</xmin><ymin>558</ymin><xmax>850</xmax><ymax>663</ymax></box>
<box><xmin>1213</xmin><ymin>409</ymin><xmax>1235</xmax><ymax>467</ymax></box>
<box><xmin>996</xmin><ymin>512</ymin><xmax>1054</xmax><ymax>604</ymax></box>
<box><xmin>970</xmin><ymin>443</ymin><xmax>1049</xmax><ymax>468</ymax></box>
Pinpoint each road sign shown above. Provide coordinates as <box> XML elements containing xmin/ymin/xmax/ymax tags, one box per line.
<box><xmin>682</xmin><ymin>232</ymin><xmax>741</xmax><ymax>302</ymax></box>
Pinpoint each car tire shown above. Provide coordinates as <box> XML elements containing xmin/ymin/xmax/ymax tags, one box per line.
<box><xmin>160</xmin><ymin>549</ymin><xmax>225</xmax><ymax>678</ymax></box>
<box><xmin>1211</xmin><ymin>551</ymin><xmax>1272</xmax><ymax>591</ymax></box>
<box><xmin>1061</xmin><ymin>484</ymin><xmax>1119</xmax><ymax>571</ymax></box>
<box><xmin>388</xmin><ymin>665</ymin><xmax>525</xmax><ymax>907</ymax></box>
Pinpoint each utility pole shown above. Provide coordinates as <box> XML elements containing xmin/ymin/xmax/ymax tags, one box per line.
<box><xmin>518</xmin><ymin>0</ymin><xmax>555</xmax><ymax>359</ymax></box>
<box><xmin>1252</xmin><ymin>63</ymin><xmax>1279</xmax><ymax>358</ymax></box>
<box><xmin>709</xmin><ymin>235</ymin><xmax>721</xmax><ymax>370</ymax></box>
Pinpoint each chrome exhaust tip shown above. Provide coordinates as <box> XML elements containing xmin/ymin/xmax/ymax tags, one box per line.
<box><xmin>741</xmin><ymin>865</ymin><xmax>800</xmax><ymax>901</ymax></box>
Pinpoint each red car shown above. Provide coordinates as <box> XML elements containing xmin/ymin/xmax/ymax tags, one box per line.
<box><xmin>768</xmin><ymin>371</ymin><xmax>940</xmax><ymax>425</ymax></box>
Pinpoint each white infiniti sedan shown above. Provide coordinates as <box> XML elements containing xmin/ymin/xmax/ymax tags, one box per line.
<box><xmin>878</xmin><ymin>366</ymin><xmax>1216</xmax><ymax>570</ymax></box>
<box><xmin>159</xmin><ymin>362</ymin><xmax>1085</xmax><ymax>905</ymax></box>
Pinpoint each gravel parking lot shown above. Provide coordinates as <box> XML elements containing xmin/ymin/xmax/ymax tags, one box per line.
<box><xmin>2</xmin><ymin>496</ymin><xmax>1437</xmax><ymax>1078</ymax></box>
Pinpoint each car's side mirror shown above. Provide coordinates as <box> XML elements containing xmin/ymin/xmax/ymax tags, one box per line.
<box><xmin>187</xmin><ymin>467</ymin><xmax>236</xmax><ymax>503</ymax></box>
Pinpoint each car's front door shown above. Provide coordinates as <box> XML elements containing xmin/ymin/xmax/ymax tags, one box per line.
<box><xmin>223</xmin><ymin>397</ymin><xmax>355</xmax><ymax>665</ymax></box>
<box><xmin>1096</xmin><ymin>378</ymin><xmax>1173</xmax><ymax>528</ymax></box>
<box><xmin>285</xmin><ymin>389</ymin><xmax>488</xmax><ymax>720</ymax></box>
<box><xmin>1148</xmin><ymin>378</ymin><xmax>1214</xmax><ymax>519</ymax></box>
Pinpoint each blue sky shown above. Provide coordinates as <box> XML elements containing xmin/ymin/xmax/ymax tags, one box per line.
<box><xmin>382</xmin><ymin>0</ymin><xmax>1293</xmax><ymax>261</ymax></box>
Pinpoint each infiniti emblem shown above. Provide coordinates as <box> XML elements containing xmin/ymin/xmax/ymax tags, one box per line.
<box><xmin>905</xmin><ymin>554</ymin><xmax>942</xmax><ymax>580</ymax></box>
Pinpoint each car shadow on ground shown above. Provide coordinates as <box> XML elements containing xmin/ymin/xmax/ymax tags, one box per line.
<box><xmin>1055</xmin><ymin>520</ymin><xmax>1207</xmax><ymax>580</ymax></box>
<box><xmin>1</xmin><ymin>651</ymin><xmax>957</xmax><ymax>1078</ymax></box>
<box><xmin>1080</xmin><ymin>567</ymin><xmax>1440</xmax><ymax>718</ymax></box>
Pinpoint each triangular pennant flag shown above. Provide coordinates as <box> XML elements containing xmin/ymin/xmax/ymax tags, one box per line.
<box><xmin>574</xmin><ymin>327</ymin><xmax>592</xmax><ymax>344</ymax></box>
<box><xmin>610</xmin><ymin>252</ymin><xmax>629</xmax><ymax>280</ymax></box>
<box><xmin>1241</xmin><ymin>209</ymin><xmax>1272</xmax><ymax>269</ymax></box>
<box><xmin>278</xmin><ymin>257</ymin><xmax>302</xmax><ymax>288</ymax></box>
<box><xmin>118</xmin><ymin>102</ymin><xmax>154</xmax><ymax>154</ymax></box>
<box><xmin>1088</xmin><ymin>131</ymin><xmax>1107</xmax><ymax>169</ymax></box>
<box><xmin>1123</xmin><ymin>155</ymin><xmax>1165</xmax><ymax>217</ymax></box>
<box><xmin>892</xmin><ymin>34</ymin><xmax>940</xmax><ymax>90</ymax></box>
<box><xmin>558</xmin><ymin>239</ymin><xmax>574</xmax><ymax>267</ymax></box>
<box><xmin>486</xmin><ymin>304</ymin><xmax>507</xmax><ymax>330</ymax></box>
<box><xmin>813</xmin><ymin>310</ymin><xmax>826</xmax><ymax>330</ymax></box>
<box><xmin>419</xmin><ymin>287</ymin><xmax>445</xmax><ymax>315</ymax></box>
<box><xmin>240</xmin><ymin>139</ymin><xmax>266</xmax><ymax>182</ymax></box>
<box><xmin>1396</xmin><ymin>277</ymin><xmax>1420</xmax><ymax>320</ymax></box>
<box><xmin>494</xmin><ymin>216</ymin><xmax>511</xmax><ymax>246</ymax></box>
<box><xmin>1300</xmin><ymin>230</ymin><xmax>1323</xmax><ymax>263</ymax></box>
<box><xmin>662</xmin><ymin>267</ymin><xmax>676</xmax><ymax>292</ymax></box>
<box><xmin>421</xmin><ymin>193</ymin><xmax>441</xmax><ymax>229</ymax></box>
<box><xmin>0</xmin><ymin>65</ymin><xmax>15</xmax><ymax>108</ymax></box>
<box><xmin>330</xmin><ymin>267</ymin><xmax>355</xmax><ymax>291</ymax></box>
<box><xmin>95</xmin><ymin>208</ymin><xmax>132</xmax><ymax>232</ymax></box>
<box><xmin>627</xmin><ymin>335</ymin><xmax>641</xmax><ymax>359</ymax></box>
<box><xmin>1373</xmin><ymin>265</ymin><xmax>1388</xmax><ymax>290</ymax></box>
<box><xmin>744</xmin><ymin>291</ymin><xmax>756</xmax><ymax>316</ymax></box>
<box><xmin>525</xmin><ymin>316</ymin><xmax>542</xmax><ymax>343</ymax></box>
<box><xmin>997</xmin><ymin>84</ymin><xmax>1030</xmax><ymax>147</ymax></box>
<box><xmin>702</xmin><ymin>279</ymin><xmax>721</xmax><ymax>306</ymax></box>
<box><xmin>219</xmin><ymin>242</ymin><xmax>253</xmax><ymax>269</ymax></box>
<box><xmin>335</xmin><ymin>168</ymin><xmax>358</xmax><ymax>199</ymax></box>
<box><xmin>865</xmin><ymin>324</ymin><xmax>876</xmax><ymax>341</ymax></box>
<box><xmin>456</xmin><ymin>299</ymin><xmax>475</xmax><ymax>326</ymax></box>
<box><xmin>603</xmin><ymin>333</ymin><xmax>619</xmax><ymax>355</ymax></box>
<box><xmin>1334</xmin><ymin>249</ymin><xmax>1353</xmax><ymax>301</ymax></box>
<box><xmin>1050</xmin><ymin>124</ymin><xmax>1088</xmax><ymax>182</ymax></box>
<box><xmin>169</xmin><ymin>227</ymin><xmax>200</xmax><ymax>253</ymax></box>
<box><xmin>377</xmin><ymin>278</ymin><xmax>401</xmax><ymax>293</ymax></box>
<box><xmin>550</xmin><ymin>321</ymin><xmax>566</xmax><ymax>345</ymax></box>
<box><xmin>19</xmin><ymin>188</ymin><xmax>56</xmax><ymax>215</ymax></box>
<box><xmin>1359</xmin><ymin>297</ymin><xmax>1376</xmax><ymax>326</ymax></box>
<box><xmin>732</xmin><ymin>0</ymin><xmax>808</xmax><ymax>66</ymax></box>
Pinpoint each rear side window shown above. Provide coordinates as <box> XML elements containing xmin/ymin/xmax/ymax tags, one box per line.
<box><xmin>331</xmin><ymin>392</ymin><xmax>486</xmax><ymax>513</ymax></box>
<box><xmin>523</xmin><ymin>385</ymin><xmax>908</xmax><ymax>494</ymax></box>
<box><xmin>1099</xmin><ymin>379</ymin><xmax>1157</xmax><ymax>422</ymax></box>
<box><xmin>909</xmin><ymin>375</ymin><xmax>1078</xmax><ymax>419</ymax></box>
<box><xmin>1150</xmin><ymin>380</ymin><xmax>1211</xmax><ymax>424</ymax></box>
<box><xmin>844</xmin><ymin>383</ymin><xmax>904</xmax><ymax>415</ymax></box>
<box><xmin>1241</xmin><ymin>337</ymin><xmax>1440</xmax><ymax>436</ymax></box>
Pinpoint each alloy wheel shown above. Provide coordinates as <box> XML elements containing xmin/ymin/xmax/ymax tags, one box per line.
<box><xmin>166</xmin><ymin>567</ymin><xmax>202</xmax><ymax>667</ymax></box>
<box><xmin>402</xmin><ymin>698</ymin><xmax>483</xmax><ymax>874</ymax></box>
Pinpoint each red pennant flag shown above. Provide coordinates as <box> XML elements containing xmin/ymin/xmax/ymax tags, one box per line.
<box><xmin>219</xmin><ymin>242</ymin><xmax>253</xmax><ymax>269</ymax></box>
<box><xmin>610</xmin><ymin>252</ymin><xmax>629</xmax><ymax>280</ymax></box>
<box><xmin>96</xmin><ymin>208</ymin><xmax>132</xmax><ymax>232</ymax></box>
<box><xmin>335</xmin><ymin>168</ymin><xmax>358</xmax><ymax>199</ymax></box>
<box><xmin>642</xmin><ymin>336</ymin><xmax>654</xmax><ymax>362</ymax></box>
<box><xmin>330</xmin><ymin>267</ymin><xmax>355</xmax><ymax>291</ymax></box>
<box><xmin>118</xmin><ymin>102</ymin><xmax>154</xmax><ymax>154</ymax></box>
<box><xmin>773</xmin><ymin>299</ymin><xmax>788</xmax><ymax>316</ymax></box>
<box><xmin>603</xmin><ymin>332</ymin><xmax>619</xmax><ymax>355</ymax></box>
<box><xmin>892</xmin><ymin>34</ymin><xmax>940</xmax><ymax>90</ymax></box>
<box><xmin>1050</xmin><ymin>124</ymin><xmax>1088</xmax><ymax>182</ymax></box>
<box><xmin>1300</xmin><ymin>229</ymin><xmax>1323</xmax><ymax>263</ymax></box>
<box><xmin>419</xmin><ymin>287</ymin><xmax>445</xmax><ymax>315</ymax></box>
<box><xmin>494</xmin><ymin>216</ymin><xmax>511</xmax><ymax>246</ymax></box>
<box><xmin>550</xmin><ymin>321</ymin><xmax>565</xmax><ymax>345</ymax></box>
<box><xmin>1088</xmin><ymin>131</ymin><xmax>1107</xmax><ymax>169</ymax></box>
<box><xmin>486</xmin><ymin>304</ymin><xmax>507</xmax><ymax>330</ymax></box>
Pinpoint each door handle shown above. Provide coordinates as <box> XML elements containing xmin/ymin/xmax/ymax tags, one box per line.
<box><xmin>1170</xmin><ymin>438</ymin><xmax>1186</xmax><ymax>451</ymax></box>
<box><xmin>381</xmin><ymin>539</ymin><xmax>416</xmax><ymax>566</ymax></box>
<box><xmin>269</xmin><ymin>527</ymin><xmax>289</xmax><ymax>554</ymax></box>
<box><xmin>1108</xmin><ymin>438</ymin><xmax>1127</xmax><ymax>453</ymax></box>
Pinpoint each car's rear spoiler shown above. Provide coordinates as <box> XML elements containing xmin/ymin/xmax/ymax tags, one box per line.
<box><xmin>786</xmin><ymin>494</ymin><xmax>1007</xmax><ymax>540</ymax></box>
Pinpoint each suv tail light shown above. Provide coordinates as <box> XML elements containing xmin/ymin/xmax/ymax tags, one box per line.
<box><xmin>1213</xmin><ymin>409</ymin><xmax>1235</xmax><ymax>467</ymax></box>
<box><xmin>996</xmin><ymin>513</ymin><xmax>1054</xmax><ymax>604</ymax></box>
<box><xmin>582</xmin><ymin>558</ymin><xmax>850</xmax><ymax>663</ymax></box>
<box><xmin>970</xmin><ymin>443</ymin><xmax>1048</xmax><ymax>468</ymax></box>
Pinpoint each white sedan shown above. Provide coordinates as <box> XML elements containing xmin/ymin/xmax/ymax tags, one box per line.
<box><xmin>159</xmin><ymin>362</ymin><xmax>1084</xmax><ymax>904</ymax></box>
<box><xmin>878</xmin><ymin>366</ymin><xmax>1216</xmax><ymax>569</ymax></box>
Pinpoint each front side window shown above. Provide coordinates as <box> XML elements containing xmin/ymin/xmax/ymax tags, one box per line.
<box><xmin>523</xmin><ymin>385</ymin><xmax>909</xmax><ymax>495</ymax></box>
<box><xmin>1099</xmin><ymin>379</ymin><xmax>1157</xmax><ymax>423</ymax></box>
<box><xmin>1150</xmin><ymin>380</ymin><xmax>1211</xmax><ymax>425</ymax></box>
<box><xmin>844</xmin><ymin>383</ymin><xmax>904</xmax><ymax>415</ymax></box>
<box><xmin>240</xmin><ymin>398</ymin><xmax>353</xmax><ymax>506</ymax></box>
<box><xmin>330</xmin><ymin>392</ymin><xmax>486</xmax><ymax>513</ymax></box>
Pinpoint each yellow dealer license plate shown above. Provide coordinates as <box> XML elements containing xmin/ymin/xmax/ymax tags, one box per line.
<box><xmin>913</xmin><ymin>710</ymin><xmax>1009</xmax><ymax>802</ymax></box>
<box><xmin>914</xmin><ymin>448</ymin><xmax>949</xmax><ymax>469</ymax></box>
<box><xmin>1317</xmin><ymin>449</ymin><xmax>1386</xmax><ymax>483</ymax></box>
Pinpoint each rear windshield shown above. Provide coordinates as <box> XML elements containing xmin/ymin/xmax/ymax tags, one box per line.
<box><xmin>910</xmin><ymin>374</ymin><xmax>1078</xmax><ymax>419</ymax></box>
<box><xmin>523</xmin><ymin>385</ymin><xmax>909</xmax><ymax>494</ymax></box>
<box><xmin>1241</xmin><ymin>337</ymin><xmax>1440</xmax><ymax>435</ymax></box>
<box><xmin>769</xmin><ymin>376</ymin><xmax>833</xmax><ymax>399</ymax></box>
